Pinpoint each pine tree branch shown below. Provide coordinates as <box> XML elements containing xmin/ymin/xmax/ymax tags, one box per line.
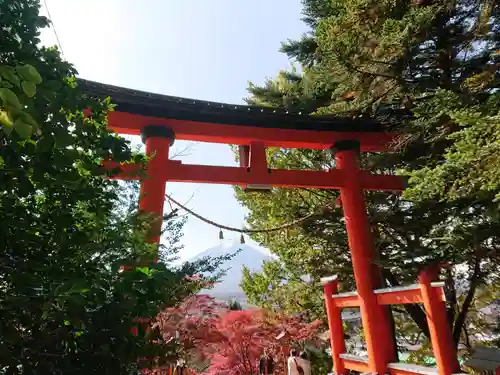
<box><xmin>380</xmin><ymin>225</ymin><xmax>408</xmax><ymax>251</ymax></box>
<box><xmin>352</xmin><ymin>66</ymin><xmax>414</xmax><ymax>84</ymax></box>
<box><xmin>300</xmin><ymin>187</ymin><xmax>337</xmax><ymax>201</ymax></box>
<box><xmin>296</xmin><ymin>190</ymin><xmax>313</xmax><ymax>210</ymax></box>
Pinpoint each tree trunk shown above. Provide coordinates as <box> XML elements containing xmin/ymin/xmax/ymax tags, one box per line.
<box><xmin>463</xmin><ymin>325</ymin><xmax>472</xmax><ymax>350</ymax></box>
<box><xmin>452</xmin><ymin>257</ymin><xmax>481</xmax><ymax>346</ymax></box>
<box><xmin>444</xmin><ymin>268</ymin><xmax>458</xmax><ymax>329</ymax></box>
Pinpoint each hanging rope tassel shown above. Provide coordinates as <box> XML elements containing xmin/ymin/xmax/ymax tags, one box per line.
<box><xmin>240</xmin><ymin>234</ymin><xmax>245</xmax><ymax>244</ymax></box>
<box><xmin>219</xmin><ymin>229</ymin><xmax>224</xmax><ymax>240</ymax></box>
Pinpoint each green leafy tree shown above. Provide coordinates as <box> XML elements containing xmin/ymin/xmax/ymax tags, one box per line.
<box><xmin>239</xmin><ymin>0</ymin><xmax>500</xmax><ymax>352</ymax></box>
<box><xmin>226</xmin><ymin>299</ymin><xmax>243</xmax><ymax>311</ymax></box>
<box><xmin>241</xmin><ymin>260</ymin><xmax>324</xmax><ymax>320</ymax></box>
<box><xmin>0</xmin><ymin>62</ymin><xmax>42</xmax><ymax>138</ymax></box>
<box><xmin>0</xmin><ymin>1</ymin><xmax>223</xmax><ymax>374</ymax></box>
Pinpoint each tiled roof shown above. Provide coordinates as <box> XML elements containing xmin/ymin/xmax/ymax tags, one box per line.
<box><xmin>77</xmin><ymin>79</ymin><xmax>405</xmax><ymax>133</ymax></box>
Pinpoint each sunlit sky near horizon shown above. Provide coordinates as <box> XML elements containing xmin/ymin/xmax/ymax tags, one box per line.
<box><xmin>41</xmin><ymin>0</ymin><xmax>309</xmax><ymax>260</ymax></box>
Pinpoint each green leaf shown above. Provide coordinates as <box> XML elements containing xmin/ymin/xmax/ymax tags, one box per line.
<box><xmin>14</xmin><ymin>118</ymin><xmax>32</xmax><ymax>139</ymax></box>
<box><xmin>0</xmin><ymin>88</ymin><xmax>22</xmax><ymax>110</ymax></box>
<box><xmin>0</xmin><ymin>110</ymin><xmax>13</xmax><ymax>128</ymax></box>
<box><xmin>21</xmin><ymin>81</ymin><xmax>36</xmax><ymax>97</ymax></box>
<box><xmin>16</xmin><ymin>112</ymin><xmax>41</xmax><ymax>135</ymax></box>
<box><xmin>16</xmin><ymin>64</ymin><xmax>42</xmax><ymax>85</ymax></box>
<box><xmin>2</xmin><ymin>124</ymin><xmax>13</xmax><ymax>135</ymax></box>
<box><xmin>69</xmin><ymin>285</ymin><xmax>90</xmax><ymax>294</ymax></box>
<box><xmin>17</xmin><ymin>111</ymin><xmax>37</xmax><ymax>126</ymax></box>
<box><xmin>0</xmin><ymin>65</ymin><xmax>21</xmax><ymax>86</ymax></box>
<box><xmin>55</xmin><ymin>132</ymin><xmax>74</xmax><ymax>148</ymax></box>
<box><xmin>1</xmin><ymin>80</ymin><xmax>13</xmax><ymax>89</ymax></box>
<box><xmin>136</xmin><ymin>267</ymin><xmax>152</xmax><ymax>277</ymax></box>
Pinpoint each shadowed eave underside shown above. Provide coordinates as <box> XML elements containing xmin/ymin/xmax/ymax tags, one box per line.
<box><xmin>77</xmin><ymin>79</ymin><xmax>397</xmax><ymax>133</ymax></box>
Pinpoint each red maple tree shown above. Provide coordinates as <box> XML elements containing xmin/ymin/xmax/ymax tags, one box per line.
<box><xmin>156</xmin><ymin>297</ymin><xmax>321</xmax><ymax>375</ymax></box>
<box><xmin>203</xmin><ymin>309</ymin><xmax>321</xmax><ymax>375</ymax></box>
<box><xmin>155</xmin><ymin>295</ymin><xmax>322</xmax><ymax>375</ymax></box>
<box><xmin>155</xmin><ymin>294</ymin><xmax>222</xmax><ymax>361</ymax></box>
<box><xmin>203</xmin><ymin>309</ymin><xmax>266</xmax><ymax>375</ymax></box>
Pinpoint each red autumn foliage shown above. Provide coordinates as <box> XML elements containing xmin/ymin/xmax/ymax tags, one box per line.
<box><xmin>203</xmin><ymin>309</ymin><xmax>321</xmax><ymax>375</ymax></box>
<box><xmin>155</xmin><ymin>295</ymin><xmax>322</xmax><ymax>375</ymax></box>
<box><xmin>203</xmin><ymin>309</ymin><xmax>266</xmax><ymax>375</ymax></box>
<box><xmin>155</xmin><ymin>294</ymin><xmax>222</xmax><ymax>356</ymax></box>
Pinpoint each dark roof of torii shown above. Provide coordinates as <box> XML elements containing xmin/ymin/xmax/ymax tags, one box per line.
<box><xmin>77</xmin><ymin>79</ymin><xmax>403</xmax><ymax>133</ymax></box>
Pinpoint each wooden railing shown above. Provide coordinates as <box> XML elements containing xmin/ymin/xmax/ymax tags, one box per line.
<box><xmin>321</xmin><ymin>266</ymin><xmax>464</xmax><ymax>375</ymax></box>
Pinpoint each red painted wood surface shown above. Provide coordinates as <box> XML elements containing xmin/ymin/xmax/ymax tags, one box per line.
<box><xmin>342</xmin><ymin>358</ymin><xmax>369</xmax><ymax>373</ymax></box>
<box><xmin>108</xmin><ymin>111</ymin><xmax>397</xmax><ymax>152</ymax></box>
<box><xmin>103</xmin><ymin>160</ymin><xmax>407</xmax><ymax>191</ymax></box>
<box><xmin>323</xmin><ymin>279</ymin><xmax>347</xmax><ymax>375</ymax></box>
<box><xmin>419</xmin><ymin>267</ymin><xmax>460</xmax><ymax>375</ymax></box>
<box><xmin>335</xmin><ymin>147</ymin><xmax>396</xmax><ymax>374</ymax></box>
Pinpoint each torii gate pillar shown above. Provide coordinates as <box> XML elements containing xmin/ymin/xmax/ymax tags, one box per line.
<box><xmin>333</xmin><ymin>140</ymin><xmax>395</xmax><ymax>373</ymax></box>
<box><xmin>139</xmin><ymin>125</ymin><xmax>175</xmax><ymax>247</ymax></box>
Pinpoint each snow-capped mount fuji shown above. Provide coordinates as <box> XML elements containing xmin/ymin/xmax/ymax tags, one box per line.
<box><xmin>188</xmin><ymin>242</ymin><xmax>273</xmax><ymax>304</ymax></box>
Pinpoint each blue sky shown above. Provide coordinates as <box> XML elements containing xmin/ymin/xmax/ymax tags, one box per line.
<box><xmin>41</xmin><ymin>0</ymin><xmax>308</xmax><ymax>260</ymax></box>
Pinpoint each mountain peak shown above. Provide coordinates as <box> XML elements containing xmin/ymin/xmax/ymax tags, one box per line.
<box><xmin>191</xmin><ymin>241</ymin><xmax>272</xmax><ymax>260</ymax></box>
<box><xmin>188</xmin><ymin>242</ymin><xmax>273</xmax><ymax>303</ymax></box>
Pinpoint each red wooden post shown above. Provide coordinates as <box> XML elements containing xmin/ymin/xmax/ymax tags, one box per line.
<box><xmin>248</xmin><ymin>141</ymin><xmax>267</xmax><ymax>178</ymax></box>
<box><xmin>321</xmin><ymin>276</ymin><xmax>347</xmax><ymax>375</ymax></box>
<box><xmin>130</xmin><ymin>126</ymin><xmax>174</xmax><ymax>339</ymax></box>
<box><xmin>238</xmin><ymin>145</ymin><xmax>250</xmax><ymax>168</ymax></box>
<box><xmin>419</xmin><ymin>266</ymin><xmax>460</xmax><ymax>375</ymax></box>
<box><xmin>139</xmin><ymin>125</ymin><xmax>175</xmax><ymax>248</ymax></box>
<box><xmin>333</xmin><ymin>140</ymin><xmax>395</xmax><ymax>374</ymax></box>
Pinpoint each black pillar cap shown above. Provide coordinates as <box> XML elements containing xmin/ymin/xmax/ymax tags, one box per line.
<box><xmin>331</xmin><ymin>140</ymin><xmax>361</xmax><ymax>152</ymax></box>
<box><xmin>141</xmin><ymin>125</ymin><xmax>175</xmax><ymax>145</ymax></box>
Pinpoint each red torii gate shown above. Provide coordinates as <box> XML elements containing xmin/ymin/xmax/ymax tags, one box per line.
<box><xmin>79</xmin><ymin>79</ymin><xmax>461</xmax><ymax>375</ymax></box>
